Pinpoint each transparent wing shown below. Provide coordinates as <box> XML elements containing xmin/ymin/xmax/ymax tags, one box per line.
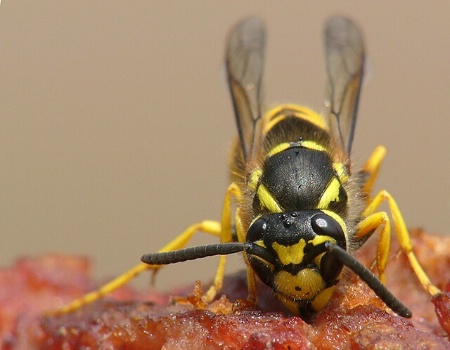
<box><xmin>226</xmin><ymin>17</ymin><xmax>266</xmax><ymax>162</ymax></box>
<box><xmin>324</xmin><ymin>17</ymin><xmax>365</xmax><ymax>155</ymax></box>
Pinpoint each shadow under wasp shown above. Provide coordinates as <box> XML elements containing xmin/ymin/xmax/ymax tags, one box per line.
<box><xmin>55</xmin><ymin>16</ymin><xmax>441</xmax><ymax>318</ymax></box>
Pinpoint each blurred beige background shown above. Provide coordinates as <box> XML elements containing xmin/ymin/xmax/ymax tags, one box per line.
<box><xmin>1</xmin><ymin>2</ymin><xmax>449</xmax><ymax>290</ymax></box>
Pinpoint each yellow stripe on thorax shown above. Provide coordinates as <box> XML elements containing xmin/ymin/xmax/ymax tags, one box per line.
<box><xmin>249</xmin><ymin>169</ymin><xmax>283</xmax><ymax>213</ymax></box>
<box><xmin>333</xmin><ymin>162</ymin><xmax>349</xmax><ymax>183</ymax></box>
<box><xmin>257</xmin><ymin>184</ymin><xmax>283</xmax><ymax>213</ymax></box>
<box><xmin>300</xmin><ymin>140</ymin><xmax>327</xmax><ymax>152</ymax></box>
<box><xmin>318</xmin><ymin>177</ymin><xmax>342</xmax><ymax>209</ymax></box>
<box><xmin>266</xmin><ymin>140</ymin><xmax>328</xmax><ymax>158</ymax></box>
<box><xmin>317</xmin><ymin>162</ymin><xmax>349</xmax><ymax>210</ymax></box>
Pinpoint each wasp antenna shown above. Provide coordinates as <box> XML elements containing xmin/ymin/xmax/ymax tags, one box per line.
<box><xmin>141</xmin><ymin>242</ymin><xmax>248</xmax><ymax>265</ymax></box>
<box><xmin>141</xmin><ymin>241</ymin><xmax>277</xmax><ymax>266</ymax></box>
<box><xmin>324</xmin><ymin>241</ymin><xmax>412</xmax><ymax>318</ymax></box>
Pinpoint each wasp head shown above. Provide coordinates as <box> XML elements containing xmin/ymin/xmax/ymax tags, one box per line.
<box><xmin>246</xmin><ymin>210</ymin><xmax>347</xmax><ymax>314</ymax></box>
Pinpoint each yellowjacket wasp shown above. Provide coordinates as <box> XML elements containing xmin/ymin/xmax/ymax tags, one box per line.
<box><xmin>57</xmin><ymin>17</ymin><xmax>441</xmax><ymax>318</ymax></box>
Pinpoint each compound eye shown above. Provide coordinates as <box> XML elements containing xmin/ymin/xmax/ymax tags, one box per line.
<box><xmin>311</xmin><ymin>213</ymin><xmax>345</xmax><ymax>242</ymax></box>
<box><xmin>247</xmin><ymin>217</ymin><xmax>267</xmax><ymax>242</ymax></box>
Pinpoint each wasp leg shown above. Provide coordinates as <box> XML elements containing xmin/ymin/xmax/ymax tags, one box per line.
<box><xmin>356</xmin><ymin>190</ymin><xmax>441</xmax><ymax>297</ymax></box>
<box><xmin>356</xmin><ymin>146</ymin><xmax>441</xmax><ymax>296</ymax></box>
<box><xmin>355</xmin><ymin>211</ymin><xmax>391</xmax><ymax>283</ymax></box>
<box><xmin>51</xmin><ymin>220</ymin><xmax>222</xmax><ymax>315</ymax></box>
<box><xmin>360</xmin><ymin>145</ymin><xmax>386</xmax><ymax>199</ymax></box>
<box><xmin>203</xmin><ymin>182</ymin><xmax>257</xmax><ymax>305</ymax></box>
<box><xmin>231</xmin><ymin>182</ymin><xmax>258</xmax><ymax>305</ymax></box>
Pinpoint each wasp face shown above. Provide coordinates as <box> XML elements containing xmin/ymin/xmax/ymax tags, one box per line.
<box><xmin>246</xmin><ymin>211</ymin><xmax>347</xmax><ymax>313</ymax></box>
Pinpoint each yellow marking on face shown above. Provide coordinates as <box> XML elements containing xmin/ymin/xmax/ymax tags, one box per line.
<box><xmin>275</xmin><ymin>295</ymin><xmax>301</xmax><ymax>315</ymax></box>
<box><xmin>257</xmin><ymin>184</ymin><xmax>283</xmax><ymax>213</ymax></box>
<box><xmin>272</xmin><ymin>240</ymin><xmax>307</xmax><ymax>266</ymax></box>
<box><xmin>273</xmin><ymin>235</ymin><xmax>334</xmax><ymax>267</ymax></box>
<box><xmin>253</xmin><ymin>240</ymin><xmax>266</xmax><ymax>249</ymax></box>
<box><xmin>274</xmin><ymin>268</ymin><xmax>325</xmax><ymax>300</ymax></box>
<box><xmin>318</xmin><ymin>177</ymin><xmax>342</xmax><ymax>209</ymax></box>
<box><xmin>333</xmin><ymin>162</ymin><xmax>349</xmax><ymax>183</ymax></box>
<box><xmin>276</xmin><ymin>282</ymin><xmax>335</xmax><ymax>314</ymax></box>
<box><xmin>311</xmin><ymin>285</ymin><xmax>336</xmax><ymax>311</ymax></box>
<box><xmin>310</xmin><ymin>234</ymin><xmax>336</xmax><ymax>266</ymax></box>
<box><xmin>247</xmin><ymin>218</ymin><xmax>267</xmax><ymax>249</ymax></box>
<box><xmin>264</xmin><ymin>104</ymin><xmax>327</xmax><ymax>134</ymax></box>
<box><xmin>311</xmin><ymin>234</ymin><xmax>332</xmax><ymax>246</ymax></box>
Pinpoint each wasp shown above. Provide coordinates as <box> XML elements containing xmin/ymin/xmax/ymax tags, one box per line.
<box><xmin>57</xmin><ymin>17</ymin><xmax>441</xmax><ymax>318</ymax></box>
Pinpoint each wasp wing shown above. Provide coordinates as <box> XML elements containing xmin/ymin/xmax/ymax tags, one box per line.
<box><xmin>324</xmin><ymin>17</ymin><xmax>365</xmax><ymax>155</ymax></box>
<box><xmin>226</xmin><ymin>17</ymin><xmax>266</xmax><ymax>162</ymax></box>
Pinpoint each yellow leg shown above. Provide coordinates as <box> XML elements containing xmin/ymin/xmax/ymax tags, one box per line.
<box><xmin>225</xmin><ymin>183</ymin><xmax>258</xmax><ymax>304</ymax></box>
<box><xmin>203</xmin><ymin>181</ymin><xmax>258</xmax><ymax>305</ymax></box>
<box><xmin>51</xmin><ymin>220</ymin><xmax>222</xmax><ymax>315</ymax></box>
<box><xmin>204</xmin><ymin>182</ymin><xmax>245</xmax><ymax>302</ymax></box>
<box><xmin>360</xmin><ymin>145</ymin><xmax>386</xmax><ymax>198</ymax></box>
<box><xmin>229</xmin><ymin>184</ymin><xmax>258</xmax><ymax>304</ymax></box>
<box><xmin>355</xmin><ymin>211</ymin><xmax>390</xmax><ymax>283</ymax></box>
<box><xmin>243</xmin><ymin>253</ymin><xmax>258</xmax><ymax>304</ymax></box>
<box><xmin>357</xmin><ymin>190</ymin><xmax>441</xmax><ymax>296</ymax></box>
